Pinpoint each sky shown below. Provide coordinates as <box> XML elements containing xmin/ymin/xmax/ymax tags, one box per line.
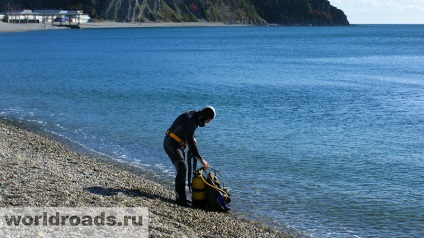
<box><xmin>331</xmin><ymin>0</ymin><xmax>424</xmax><ymax>24</ymax></box>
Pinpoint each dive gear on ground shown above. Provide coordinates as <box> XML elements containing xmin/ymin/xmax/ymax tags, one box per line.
<box><xmin>191</xmin><ymin>167</ymin><xmax>231</xmax><ymax>212</ymax></box>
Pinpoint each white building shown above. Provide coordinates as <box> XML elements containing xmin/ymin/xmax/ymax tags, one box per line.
<box><xmin>5</xmin><ymin>10</ymin><xmax>90</xmax><ymax>25</ymax></box>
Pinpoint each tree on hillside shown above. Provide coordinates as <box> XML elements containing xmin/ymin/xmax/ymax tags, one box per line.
<box><xmin>2</xmin><ymin>0</ymin><xmax>19</xmax><ymax>11</ymax></box>
<box><xmin>5</xmin><ymin>0</ymin><xmax>93</xmax><ymax>10</ymax></box>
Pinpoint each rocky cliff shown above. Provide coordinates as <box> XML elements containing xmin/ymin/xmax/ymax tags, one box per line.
<box><xmin>96</xmin><ymin>0</ymin><xmax>265</xmax><ymax>24</ymax></box>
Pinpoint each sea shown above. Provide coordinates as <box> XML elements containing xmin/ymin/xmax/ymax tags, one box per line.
<box><xmin>1</xmin><ymin>24</ymin><xmax>423</xmax><ymax>237</ymax></box>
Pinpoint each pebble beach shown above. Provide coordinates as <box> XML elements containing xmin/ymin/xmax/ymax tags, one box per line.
<box><xmin>0</xmin><ymin>119</ymin><xmax>294</xmax><ymax>237</ymax></box>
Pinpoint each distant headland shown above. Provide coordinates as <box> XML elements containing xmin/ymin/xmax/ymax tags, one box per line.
<box><xmin>1</xmin><ymin>0</ymin><xmax>349</xmax><ymax>26</ymax></box>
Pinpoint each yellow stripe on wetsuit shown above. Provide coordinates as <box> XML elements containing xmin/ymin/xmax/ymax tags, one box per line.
<box><xmin>166</xmin><ymin>130</ymin><xmax>185</xmax><ymax>146</ymax></box>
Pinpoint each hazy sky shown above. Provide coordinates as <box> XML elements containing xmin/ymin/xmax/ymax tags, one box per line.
<box><xmin>331</xmin><ymin>0</ymin><xmax>424</xmax><ymax>24</ymax></box>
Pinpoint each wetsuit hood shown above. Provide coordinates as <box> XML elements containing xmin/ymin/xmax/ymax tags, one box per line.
<box><xmin>198</xmin><ymin>106</ymin><xmax>216</xmax><ymax>127</ymax></box>
<box><xmin>199</xmin><ymin>106</ymin><xmax>216</xmax><ymax>119</ymax></box>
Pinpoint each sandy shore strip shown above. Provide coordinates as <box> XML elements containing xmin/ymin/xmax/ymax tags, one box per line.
<box><xmin>0</xmin><ymin>21</ymin><xmax>242</xmax><ymax>33</ymax></box>
<box><xmin>0</xmin><ymin>21</ymin><xmax>66</xmax><ymax>32</ymax></box>
<box><xmin>0</xmin><ymin>119</ymin><xmax>303</xmax><ymax>237</ymax></box>
<box><xmin>80</xmin><ymin>21</ymin><xmax>237</xmax><ymax>29</ymax></box>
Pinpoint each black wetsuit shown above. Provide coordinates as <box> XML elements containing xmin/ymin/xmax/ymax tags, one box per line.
<box><xmin>163</xmin><ymin>110</ymin><xmax>202</xmax><ymax>204</ymax></box>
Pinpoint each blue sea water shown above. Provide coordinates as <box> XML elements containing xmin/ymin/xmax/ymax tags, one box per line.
<box><xmin>1</xmin><ymin>25</ymin><xmax>424</xmax><ymax>237</ymax></box>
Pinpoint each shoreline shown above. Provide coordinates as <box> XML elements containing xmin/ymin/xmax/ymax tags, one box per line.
<box><xmin>0</xmin><ymin>21</ymin><xmax>245</xmax><ymax>33</ymax></box>
<box><xmin>0</xmin><ymin>118</ymin><xmax>302</xmax><ymax>237</ymax></box>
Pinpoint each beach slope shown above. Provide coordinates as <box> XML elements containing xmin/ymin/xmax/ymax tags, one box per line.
<box><xmin>0</xmin><ymin>120</ymin><xmax>288</xmax><ymax>237</ymax></box>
